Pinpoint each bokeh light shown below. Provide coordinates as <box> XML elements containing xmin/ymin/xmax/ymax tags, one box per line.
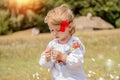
<box><xmin>5</xmin><ymin>0</ymin><xmax>45</xmax><ymax>14</ymax></box>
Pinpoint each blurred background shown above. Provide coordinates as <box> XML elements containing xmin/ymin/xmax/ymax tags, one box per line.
<box><xmin>0</xmin><ymin>0</ymin><xmax>120</xmax><ymax>80</ymax></box>
<box><xmin>0</xmin><ymin>0</ymin><xmax>120</xmax><ymax>35</ymax></box>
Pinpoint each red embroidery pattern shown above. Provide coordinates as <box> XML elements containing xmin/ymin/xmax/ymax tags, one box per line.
<box><xmin>68</xmin><ymin>52</ymin><xmax>71</xmax><ymax>55</ymax></box>
<box><xmin>72</xmin><ymin>42</ymin><xmax>80</xmax><ymax>49</ymax></box>
<box><xmin>57</xmin><ymin>59</ymin><xmax>63</xmax><ymax>63</ymax></box>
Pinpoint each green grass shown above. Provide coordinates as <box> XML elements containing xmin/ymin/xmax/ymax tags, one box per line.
<box><xmin>0</xmin><ymin>29</ymin><xmax>120</xmax><ymax>80</ymax></box>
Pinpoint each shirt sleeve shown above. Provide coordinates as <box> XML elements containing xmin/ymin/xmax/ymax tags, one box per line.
<box><xmin>39</xmin><ymin>52</ymin><xmax>54</xmax><ymax>69</ymax></box>
<box><xmin>66</xmin><ymin>37</ymin><xmax>86</xmax><ymax>67</ymax></box>
<box><xmin>39</xmin><ymin>40</ymin><xmax>55</xmax><ymax>69</ymax></box>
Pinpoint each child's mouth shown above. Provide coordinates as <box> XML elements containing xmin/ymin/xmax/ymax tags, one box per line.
<box><xmin>55</xmin><ymin>37</ymin><xmax>59</xmax><ymax>38</ymax></box>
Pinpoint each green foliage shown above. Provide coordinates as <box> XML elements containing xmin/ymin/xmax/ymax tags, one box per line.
<box><xmin>115</xmin><ymin>18</ymin><xmax>120</xmax><ymax>28</ymax></box>
<box><xmin>0</xmin><ymin>10</ymin><xmax>12</xmax><ymax>35</ymax></box>
<box><xmin>63</xmin><ymin>0</ymin><xmax>120</xmax><ymax>27</ymax></box>
<box><xmin>9</xmin><ymin>15</ymin><xmax>23</xmax><ymax>31</ymax></box>
<box><xmin>0</xmin><ymin>0</ymin><xmax>47</xmax><ymax>35</ymax></box>
<box><xmin>44</xmin><ymin>0</ymin><xmax>120</xmax><ymax>28</ymax></box>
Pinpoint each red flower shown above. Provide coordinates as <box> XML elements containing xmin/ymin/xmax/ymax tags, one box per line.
<box><xmin>72</xmin><ymin>42</ymin><xmax>80</xmax><ymax>49</ymax></box>
<box><xmin>60</xmin><ymin>21</ymin><xmax>69</xmax><ymax>32</ymax></box>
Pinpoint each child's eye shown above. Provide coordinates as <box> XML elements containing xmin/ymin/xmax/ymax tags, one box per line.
<box><xmin>56</xmin><ymin>30</ymin><xmax>60</xmax><ymax>32</ymax></box>
<box><xmin>49</xmin><ymin>29</ymin><xmax>60</xmax><ymax>33</ymax></box>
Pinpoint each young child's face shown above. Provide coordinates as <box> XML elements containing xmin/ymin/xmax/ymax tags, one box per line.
<box><xmin>48</xmin><ymin>23</ymin><xmax>71</xmax><ymax>42</ymax></box>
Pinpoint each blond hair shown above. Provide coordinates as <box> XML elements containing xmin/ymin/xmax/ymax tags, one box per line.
<box><xmin>44</xmin><ymin>4</ymin><xmax>75</xmax><ymax>34</ymax></box>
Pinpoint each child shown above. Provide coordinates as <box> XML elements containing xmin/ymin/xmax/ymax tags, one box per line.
<box><xmin>39</xmin><ymin>4</ymin><xmax>87</xmax><ymax>80</ymax></box>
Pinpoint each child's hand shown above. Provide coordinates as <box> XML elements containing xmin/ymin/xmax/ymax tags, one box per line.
<box><xmin>52</xmin><ymin>50</ymin><xmax>67</xmax><ymax>62</ymax></box>
<box><xmin>44</xmin><ymin>48</ymin><xmax>52</xmax><ymax>62</ymax></box>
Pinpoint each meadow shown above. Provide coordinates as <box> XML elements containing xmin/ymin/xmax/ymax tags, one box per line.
<box><xmin>0</xmin><ymin>29</ymin><xmax>120</xmax><ymax>80</ymax></box>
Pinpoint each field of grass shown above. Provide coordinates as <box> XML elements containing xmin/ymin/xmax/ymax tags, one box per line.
<box><xmin>0</xmin><ymin>29</ymin><xmax>120</xmax><ymax>80</ymax></box>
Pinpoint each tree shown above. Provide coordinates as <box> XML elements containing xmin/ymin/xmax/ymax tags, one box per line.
<box><xmin>0</xmin><ymin>0</ymin><xmax>47</xmax><ymax>35</ymax></box>
<box><xmin>65</xmin><ymin>0</ymin><xmax>120</xmax><ymax>28</ymax></box>
<box><xmin>0</xmin><ymin>9</ymin><xmax>11</xmax><ymax>35</ymax></box>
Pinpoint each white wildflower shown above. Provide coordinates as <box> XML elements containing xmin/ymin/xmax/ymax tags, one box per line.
<box><xmin>92</xmin><ymin>71</ymin><xmax>96</xmax><ymax>75</ymax></box>
<box><xmin>109</xmin><ymin>74</ymin><xmax>114</xmax><ymax>79</ymax></box>
<box><xmin>106</xmin><ymin>59</ymin><xmax>114</xmax><ymax>71</ymax></box>
<box><xmin>33</xmin><ymin>74</ymin><xmax>35</xmax><ymax>78</ymax></box>
<box><xmin>37</xmin><ymin>76</ymin><xmax>40</xmax><ymax>80</ymax></box>
<box><xmin>118</xmin><ymin>64</ymin><xmax>120</xmax><ymax>67</ymax></box>
<box><xmin>88</xmin><ymin>70</ymin><xmax>92</xmax><ymax>74</ymax></box>
<box><xmin>48</xmin><ymin>69</ymin><xmax>50</xmax><ymax>72</ymax></box>
<box><xmin>98</xmin><ymin>77</ymin><xmax>104</xmax><ymax>80</ymax></box>
<box><xmin>87</xmin><ymin>74</ymin><xmax>91</xmax><ymax>77</ymax></box>
<box><xmin>115</xmin><ymin>76</ymin><xmax>119</xmax><ymax>80</ymax></box>
<box><xmin>91</xmin><ymin>58</ymin><xmax>95</xmax><ymax>62</ymax></box>
<box><xmin>35</xmin><ymin>72</ymin><xmax>39</xmax><ymax>77</ymax></box>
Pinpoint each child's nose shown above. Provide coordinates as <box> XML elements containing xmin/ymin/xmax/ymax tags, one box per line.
<box><xmin>53</xmin><ymin>31</ymin><xmax>57</xmax><ymax>35</ymax></box>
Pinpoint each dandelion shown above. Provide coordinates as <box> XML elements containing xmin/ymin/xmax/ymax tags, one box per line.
<box><xmin>98</xmin><ymin>77</ymin><xmax>104</xmax><ymax>80</ymax></box>
<box><xmin>91</xmin><ymin>58</ymin><xmax>95</xmax><ymax>62</ymax></box>
<box><xmin>33</xmin><ymin>72</ymin><xmax>41</xmax><ymax>80</ymax></box>
<box><xmin>35</xmin><ymin>72</ymin><xmax>39</xmax><ymax>77</ymax></box>
<box><xmin>106</xmin><ymin>59</ymin><xmax>113</xmax><ymax>71</ymax></box>
<box><xmin>87</xmin><ymin>74</ymin><xmax>91</xmax><ymax>77</ymax></box>
<box><xmin>118</xmin><ymin>64</ymin><xmax>120</xmax><ymax>67</ymax></box>
<box><xmin>88</xmin><ymin>70</ymin><xmax>92</xmax><ymax>74</ymax></box>
<box><xmin>48</xmin><ymin>69</ymin><xmax>50</xmax><ymax>72</ymax></box>
<box><xmin>33</xmin><ymin>74</ymin><xmax>35</xmax><ymax>78</ymax></box>
<box><xmin>115</xmin><ymin>76</ymin><xmax>119</xmax><ymax>80</ymax></box>
<box><xmin>88</xmin><ymin>70</ymin><xmax>96</xmax><ymax>77</ymax></box>
<box><xmin>37</xmin><ymin>76</ymin><xmax>40</xmax><ymax>80</ymax></box>
<box><xmin>109</xmin><ymin>74</ymin><xmax>114</xmax><ymax>79</ymax></box>
<box><xmin>106</xmin><ymin>59</ymin><xmax>113</xmax><ymax>66</ymax></box>
<box><xmin>92</xmin><ymin>71</ymin><xmax>96</xmax><ymax>75</ymax></box>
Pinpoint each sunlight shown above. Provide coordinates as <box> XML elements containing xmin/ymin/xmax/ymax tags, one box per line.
<box><xmin>5</xmin><ymin>0</ymin><xmax>45</xmax><ymax>14</ymax></box>
<box><xmin>16</xmin><ymin>0</ymin><xmax>30</xmax><ymax>4</ymax></box>
<box><xmin>10</xmin><ymin>0</ymin><xmax>33</xmax><ymax>8</ymax></box>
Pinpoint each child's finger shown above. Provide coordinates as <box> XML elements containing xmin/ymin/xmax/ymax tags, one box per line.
<box><xmin>52</xmin><ymin>51</ymin><xmax>59</xmax><ymax>60</ymax></box>
<box><xmin>46</xmin><ymin>54</ymin><xmax>51</xmax><ymax>57</ymax></box>
<box><xmin>45</xmin><ymin>52</ymin><xmax>51</xmax><ymax>56</ymax></box>
<box><xmin>45</xmin><ymin>48</ymin><xmax>52</xmax><ymax>53</ymax></box>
